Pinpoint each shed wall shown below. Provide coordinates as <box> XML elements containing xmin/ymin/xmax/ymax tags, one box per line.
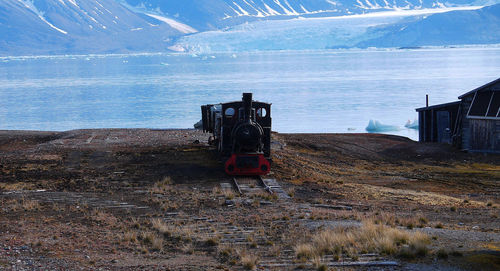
<box><xmin>460</xmin><ymin>95</ymin><xmax>473</xmax><ymax>150</ymax></box>
<box><xmin>417</xmin><ymin>103</ymin><xmax>460</xmax><ymax>143</ymax></box>
<box><xmin>469</xmin><ymin>119</ymin><xmax>500</xmax><ymax>152</ymax></box>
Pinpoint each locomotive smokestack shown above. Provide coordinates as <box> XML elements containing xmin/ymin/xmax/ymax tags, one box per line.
<box><xmin>242</xmin><ymin>93</ymin><xmax>253</xmax><ymax>122</ymax></box>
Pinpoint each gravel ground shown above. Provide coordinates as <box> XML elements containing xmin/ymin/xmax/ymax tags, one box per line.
<box><xmin>0</xmin><ymin>129</ymin><xmax>498</xmax><ymax>270</ymax></box>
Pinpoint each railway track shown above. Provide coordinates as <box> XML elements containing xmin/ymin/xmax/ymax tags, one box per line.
<box><xmin>221</xmin><ymin>176</ymin><xmax>290</xmax><ymax>199</ymax></box>
<box><xmin>231</xmin><ymin>176</ymin><xmax>271</xmax><ymax>196</ymax></box>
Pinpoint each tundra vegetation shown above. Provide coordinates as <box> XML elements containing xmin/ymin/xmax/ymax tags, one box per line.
<box><xmin>0</xmin><ymin>130</ymin><xmax>498</xmax><ymax>270</ymax></box>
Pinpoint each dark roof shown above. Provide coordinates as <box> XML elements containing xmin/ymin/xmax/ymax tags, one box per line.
<box><xmin>221</xmin><ymin>101</ymin><xmax>271</xmax><ymax>106</ymax></box>
<box><xmin>458</xmin><ymin>77</ymin><xmax>500</xmax><ymax>99</ymax></box>
<box><xmin>416</xmin><ymin>101</ymin><xmax>460</xmax><ymax>112</ymax></box>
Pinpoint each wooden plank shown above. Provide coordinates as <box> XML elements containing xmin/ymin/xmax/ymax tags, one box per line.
<box><xmin>419</xmin><ymin>111</ymin><xmax>424</xmax><ymax>142</ymax></box>
<box><xmin>470</xmin><ymin>119</ymin><xmax>496</xmax><ymax>151</ymax></box>
<box><xmin>232</xmin><ymin>178</ymin><xmax>243</xmax><ymax>195</ymax></box>
<box><xmin>312</xmin><ymin>204</ymin><xmax>353</xmax><ymax>210</ymax></box>
<box><xmin>431</xmin><ymin>109</ymin><xmax>434</xmax><ymax>142</ymax></box>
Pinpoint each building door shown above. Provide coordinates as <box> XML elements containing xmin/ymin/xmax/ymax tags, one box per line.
<box><xmin>436</xmin><ymin>111</ymin><xmax>451</xmax><ymax>144</ymax></box>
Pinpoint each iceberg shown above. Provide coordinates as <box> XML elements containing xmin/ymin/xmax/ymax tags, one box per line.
<box><xmin>405</xmin><ymin>119</ymin><xmax>419</xmax><ymax>130</ymax></box>
<box><xmin>193</xmin><ymin>119</ymin><xmax>203</xmax><ymax>129</ymax></box>
<box><xmin>365</xmin><ymin>120</ymin><xmax>400</xmax><ymax>132</ymax></box>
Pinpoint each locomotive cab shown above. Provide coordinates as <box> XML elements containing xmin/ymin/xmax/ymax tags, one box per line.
<box><xmin>201</xmin><ymin>93</ymin><xmax>271</xmax><ymax>175</ymax></box>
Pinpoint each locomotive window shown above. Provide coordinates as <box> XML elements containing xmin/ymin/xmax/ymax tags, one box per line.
<box><xmin>225</xmin><ymin>107</ymin><xmax>235</xmax><ymax>118</ymax></box>
<box><xmin>257</xmin><ymin>108</ymin><xmax>267</xmax><ymax>118</ymax></box>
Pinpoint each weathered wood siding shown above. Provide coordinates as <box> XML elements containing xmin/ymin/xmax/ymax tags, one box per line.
<box><xmin>417</xmin><ymin>103</ymin><xmax>460</xmax><ymax>143</ymax></box>
<box><xmin>418</xmin><ymin>78</ymin><xmax>500</xmax><ymax>152</ymax></box>
<box><xmin>460</xmin><ymin>95</ymin><xmax>473</xmax><ymax>150</ymax></box>
<box><xmin>418</xmin><ymin>111</ymin><xmax>424</xmax><ymax>141</ymax></box>
<box><xmin>469</xmin><ymin>119</ymin><xmax>500</xmax><ymax>152</ymax></box>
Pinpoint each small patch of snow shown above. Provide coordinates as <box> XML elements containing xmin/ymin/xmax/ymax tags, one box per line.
<box><xmin>233</xmin><ymin>2</ymin><xmax>249</xmax><ymax>16</ymax></box>
<box><xmin>145</xmin><ymin>13</ymin><xmax>197</xmax><ymax>34</ymax></box>
<box><xmin>68</xmin><ymin>0</ymin><xmax>78</xmax><ymax>7</ymax></box>
<box><xmin>168</xmin><ymin>45</ymin><xmax>186</xmax><ymax>52</ymax></box>
<box><xmin>38</xmin><ymin>15</ymin><xmax>68</xmax><ymax>34</ymax></box>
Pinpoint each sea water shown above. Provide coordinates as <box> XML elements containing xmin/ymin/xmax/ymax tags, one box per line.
<box><xmin>1</xmin><ymin>47</ymin><xmax>499</xmax><ymax>140</ymax></box>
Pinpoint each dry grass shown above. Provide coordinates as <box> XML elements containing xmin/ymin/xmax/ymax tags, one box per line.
<box><xmin>150</xmin><ymin>235</ymin><xmax>164</xmax><ymax>251</ymax></box>
<box><xmin>151</xmin><ymin>218</ymin><xmax>169</xmax><ymax>234</ymax></box>
<box><xmin>252</xmin><ymin>191</ymin><xmax>278</xmax><ymax>201</ymax></box>
<box><xmin>173</xmin><ymin>226</ymin><xmax>194</xmax><ymax>241</ymax></box>
<box><xmin>466</xmin><ymin>253</ymin><xmax>500</xmax><ymax>270</ymax></box>
<box><xmin>150</xmin><ymin>219</ymin><xmax>193</xmax><ymax>241</ymax></box>
<box><xmin>90</xmin><ymin>209</ymin><xmax>118</xmax><ymax>226</ymax></box>
<box><xmin>358</xmin><ymin>184</ymin><xmax>482</xmax><ymax>207</ymax></box>
<box><xmin>0</xmin><ymin>182</ymin><xmax>36</xmax><ymax>191</ymax></box>
<box><xmin>1</xmin><ymin>198</ymin><xmax>42</xmax><ymax>212</ymax></box>
<box><xmin>294</xmin><ymin>243</ymin><xmax>316</xmax><ymax>260</ymax></box>
<box><xmin>218</xmin><ymin>245</ymin><xmax>237</xmax><ymax>263</ymax></box>
<box><xmin>295</xmin><ymin>220</ymin><xmax>430</xmax><ymax>260</ymax></box>
<box><xmin>49</xmin><ymin>202</ymin><xmax>64</xmax><ymax>212</ymax></box>
<box><xmin>312</xmin><ymin>257</ymin><xmax>328</xmax><ymax>271</ymax></box>
<box><xmin>223</xmin><ymin>189</ymin><xmax>235</xmax><ymax>200</ymax></box>
<box><xmin>150</xmin><ymin>176</ymin><xmax>172</xmax><ymax>194</ymax></box>
<box><xmin>367</xmin><ymin>211</ymin><xmax>428</xmax><ymax>228</ymax></box>
<box><xmin>157</xmin><ymin>198</ymin><xmax>179</xmax><ymax>211</ymax></box>
<box><xmin>240</xmin><ymin>253</ymin><xmax>259</xmax><ymax>270</ymax></box>
<box><xmin>205</xmin><ymin>234</ymin><xmax>220</xmax><ymax>246</ymax></box>
<box><xmin>133</xmin><ymin>222</ymin><xmax>166</xmax><ymax>251</ymax></box>
<box><xmin>268</xmin><ymin>244</ymin><xmax>282</xmax><ymax>257</ymax></box>
<box><xmin>181</xmin><ymin>243</ymin><xmax>194</xmax><ymax>254</ymax></box>
<box><xmin>434</xmin><ymin>222</ymin><xmax>444</xmax><ymax>229</ymax></box>
<box><xmin>123</xmin><ymin>231</ymin><xmax>138</xmax><ymax>243</ymax></box>
<box><xmin>130</xmin><ymin>217</ymin><xmax>141</xmax><ymax>229</ymax></box>
<box><xmin>140</xmin><ymin>231</ymin><xmax>164</xmax><ymax>251</ymax></box>
<box><xmin>21</xmin><ymin>198</ymin><xmax>41</xmax><ymax>211</ymax></box>
<box><xmin>140</xmin><ymin>231</ymin><xmax>155</xmax><ymax>244</ymax></box>
<box><xmin>211</xmin><ymin>186</ymin><xmax>223</xmax><ymax>196</ymax></box>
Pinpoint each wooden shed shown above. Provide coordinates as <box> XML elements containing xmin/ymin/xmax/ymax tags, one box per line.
<box><xmin>416</xmin><ymin>78</ymin><xmax>500</xmax><ymax>153</ymax></box>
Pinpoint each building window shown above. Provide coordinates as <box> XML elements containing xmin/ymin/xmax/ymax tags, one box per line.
<box><xmin>468</xmin><ymin>90</ymin><xmax>500</xmax><ymax>118</ymax></box>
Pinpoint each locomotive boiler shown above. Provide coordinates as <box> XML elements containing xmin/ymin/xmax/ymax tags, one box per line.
<box><xmin>201</xmin><ymin>93</ymin><xmax>271</xmax><ymax>175</ymax></box>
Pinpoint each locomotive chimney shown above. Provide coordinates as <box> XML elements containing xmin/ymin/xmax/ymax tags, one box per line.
<box><xmin>242</xmin><ymin>93</ymin><xmax>253</xmax><ymax>122</ymax></box>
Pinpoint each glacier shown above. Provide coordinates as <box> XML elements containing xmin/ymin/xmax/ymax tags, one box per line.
<box><xmin>173</xmin><ymin>15</ymin><xmax>404</xmax><ymax>53</ymax></box>
<box><xmin>172</xmin><ymin>6</ymin><xmax>485</xmax><ymax>53</ymax></box>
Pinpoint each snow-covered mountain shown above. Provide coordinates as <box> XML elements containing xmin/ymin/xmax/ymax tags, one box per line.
<box><xmin>117</xmin><ymin>0</ymin><xmax>497</xmax><ymax>31</ymax></box>
<box><xmin>356</xmin><ymin>3</ymin><xmax>500</xmax><ymax>47</ymax></box>
<box><xmin>0</xmin><ymin>0</ymin><xmax>181</xmax><ymax>55</ymax></box>
<box><xmin>0</xmin><ymin>0</ymin><xmax>499</xmax><ymax>55</ymax></box>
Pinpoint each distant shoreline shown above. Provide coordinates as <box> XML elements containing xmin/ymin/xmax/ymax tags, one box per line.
<box><xmin>2</xmin><ymin>44</ymin><xmax>500</xmax><ymax>59</ymax></box>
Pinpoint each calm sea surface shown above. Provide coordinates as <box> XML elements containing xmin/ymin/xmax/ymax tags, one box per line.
<box><xmin>1</xmin><ymin>48</ymin><xmax>500</xmax><ymax>140</ymax></box>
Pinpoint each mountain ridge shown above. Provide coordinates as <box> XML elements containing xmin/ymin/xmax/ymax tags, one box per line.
<box><xmin>119</xmin><ymin>0</ymin><xmax>494</xmax><ymax>31</ymax></box>
<box><xmin>1</xmin><ymin>0</ymin><xmax>499</xmax><ymax>55</ymax></box>
<box><xmin>0</xmin><ymin>0</ymin><xmax>181</xmax><ymax>56</ymax></box>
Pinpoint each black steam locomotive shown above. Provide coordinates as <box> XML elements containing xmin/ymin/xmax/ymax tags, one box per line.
<box><xmin>201</xmin><ymin>93</ymin><xmax>271</xmax><ymax>175</ymax></box>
